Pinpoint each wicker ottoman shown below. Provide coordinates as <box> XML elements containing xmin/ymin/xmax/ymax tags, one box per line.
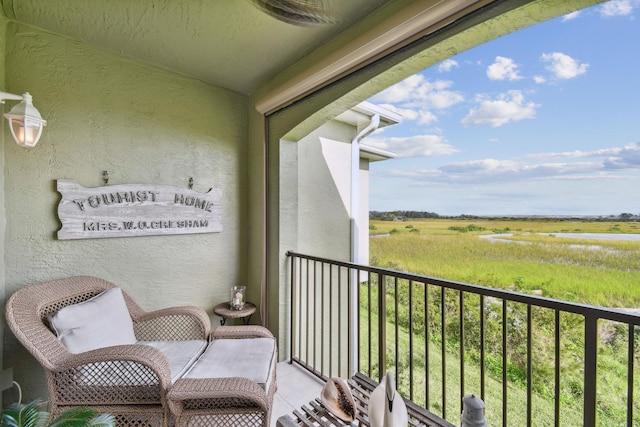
<box><xmin>168</xmin><ymin>326</ymin><xmax>277</xmax><ymax>427</ymax></box>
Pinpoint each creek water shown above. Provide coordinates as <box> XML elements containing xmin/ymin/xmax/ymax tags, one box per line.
<box><xmin>546</xmin><ymin>233</ymin><xmax>640</xmax><ymax>241</ymax></box>
<box><xmin>480</xmin><ymin>232</ymin><xmax>640</xmax><ymax>242</ymax></box>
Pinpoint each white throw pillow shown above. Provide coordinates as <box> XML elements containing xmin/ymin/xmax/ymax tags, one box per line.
<box><xmin>49</xmin><ymin>287</ymin><xmax>137</xmax><ymax>354</ymax></box>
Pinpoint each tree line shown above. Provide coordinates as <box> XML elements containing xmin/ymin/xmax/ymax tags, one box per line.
<box><xmin>369</xmin><ymin>211</ymin><xmax>640</xmax><ymax>221</ymax></box>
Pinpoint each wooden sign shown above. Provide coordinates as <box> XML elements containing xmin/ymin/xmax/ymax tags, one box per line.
<box><xmin>56</xmin><ymin>180</ymin><xmax>222</xmax><ymax>240</ymax></box>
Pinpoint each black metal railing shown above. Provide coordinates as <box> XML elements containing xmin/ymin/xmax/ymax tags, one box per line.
<box><xmin>286</xmin><ymin>251</ymin><xmax>640</xmax><ymax>427</ymax></box>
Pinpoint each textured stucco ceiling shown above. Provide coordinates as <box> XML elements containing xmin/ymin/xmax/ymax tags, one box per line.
<box><xmin>0</xmin><ymin>0</ymin><xmax>392</xmax><ymax>95</ymax></box>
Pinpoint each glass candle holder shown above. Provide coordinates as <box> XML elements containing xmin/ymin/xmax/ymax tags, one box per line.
<box><xmin>230</xmin><ymin>285</ymin><xmax>246</xmax><ymax>310</ymax></box>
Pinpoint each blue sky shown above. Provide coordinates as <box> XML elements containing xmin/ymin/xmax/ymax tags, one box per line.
<box><xmin>366</xmin><ymin>0</ymin><xmax>640</xmax><ymax>216</ymax></box>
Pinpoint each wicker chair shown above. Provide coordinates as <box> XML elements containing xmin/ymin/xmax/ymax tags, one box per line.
<box><xmin>5</xmin><ymin>276</ymin><xmax>277</xmax><ymax>427</ymax></box>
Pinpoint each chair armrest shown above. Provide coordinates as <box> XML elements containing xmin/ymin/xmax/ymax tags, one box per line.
<box><xmin>168</xmin><ymin>377</ymin><xmax>270</xmax><ymax>414</ymax></box>
<box><xmin>51</xmin><ymin>344</ymin><xmax>174</xmax><ymax>406</ymax></box>
<box><xmin>211</xmin><ymin>325</ymin><xmax>274</xmax><ymax>340</ymax></box>
<box><xmin>58</xmin><ymin>344</ymin><xmax>173</xmax><ymax>385</ymax></box>
<box><xmin>133</xmin><ymin>306</ymin><xmax>211</xmax><ymax>341</ymax></box>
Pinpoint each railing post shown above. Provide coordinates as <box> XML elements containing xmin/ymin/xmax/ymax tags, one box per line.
<box><xmin>628</xmin><ymin>325</ymin><xmax>635</xmax><ymax>426</ymax></box>
<box><xmin>290</xmin><ymin>253</ymin><xmax>297</xmax><ymax>364</ymax></box>
<box><xmin>350</xmin><ymin>267</ymin><xmax>359</xmax><ymax>376</ymax></box>
<box><xmin>377</xmin><ymin>272</ymin><xmax>386</xmax><ymax>381</ymax></box>
<box><xmin>584</xmin><ymin>315</ymin><xmax>598</xmax><ymax>427</ymax></box>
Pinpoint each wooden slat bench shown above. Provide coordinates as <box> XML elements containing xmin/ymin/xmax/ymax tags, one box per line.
<box><xmin>276</xmin><ymin>372</ymin><xmax>455</xmax><ymax>427</ymax></box>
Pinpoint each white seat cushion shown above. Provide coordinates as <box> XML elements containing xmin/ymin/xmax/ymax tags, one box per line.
<box><xmin>183</xmin><ymin>337</ymin><xmax>276</xmax><ymax>391</ymax></box>
<box><xmin>74</xmin><ymin>340</ymin><xmax>207</xmax><ymax>386</ymax></box>
<box><xmin>49</xmin><ymin>288</ymin><xmax>137</xmax><ymax>354</ymax></box>
<box><xmin>140</xmin><ymin>340</ymin><xmax>208</xmax><ymax>382</ymax></box>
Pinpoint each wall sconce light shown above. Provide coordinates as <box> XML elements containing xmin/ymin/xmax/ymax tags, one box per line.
<box><xmin>0</xmin><ymin>91</ymin><xmax>47</xmax><ymax>148</ymax></box>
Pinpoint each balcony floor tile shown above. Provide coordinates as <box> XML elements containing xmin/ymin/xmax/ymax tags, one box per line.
<box><xmin>271</xmin><ymin>361</ymin><xmax>324</xmax><ymax>426</ymax></box>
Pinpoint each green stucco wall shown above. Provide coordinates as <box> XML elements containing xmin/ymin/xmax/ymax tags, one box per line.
<box><xmin>0</xmin><ymin>11</ymin><xmax>7</xmax><ymax>408</ymax></box>
<box><xmin>0</xmin><ymin>12</ymin><xmax>5</xmax><ymax>88</ymax></box>
<box><xmin>2</xmin><ymin>22</ymin><xmax>249</xmax><ymax>401</ymax></box>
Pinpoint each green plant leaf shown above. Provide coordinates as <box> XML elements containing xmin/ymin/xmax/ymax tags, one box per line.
<box><xmin>1</xmin><ymin>400</ymin><xmax>48</xmax><ymax>427</ymax></box>
<box><xmin>2</xmin><ymin>402</ymin><xmax>114</xmax><ymax>427</ymax></box>
<box><xmin>85</xmin><ymin>414</ymin><xmax>115</xmax><ymax>427</ymax></box>
<box><xmin>47</xmin><ymin>407</ymin><xmax>100</xmax><ymax>427</ymax></box>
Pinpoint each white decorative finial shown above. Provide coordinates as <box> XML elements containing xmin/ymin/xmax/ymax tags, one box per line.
<box><xmin>369</xmin><ymin>371</ymin><xmax>408</xmax><ymax>427</ymax></box>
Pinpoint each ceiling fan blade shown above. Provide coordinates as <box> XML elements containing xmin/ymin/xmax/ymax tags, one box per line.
<box><xmin>251</xmin><ymin>0</ymin><xmax>337</xmax><ymax>27</ymax></box>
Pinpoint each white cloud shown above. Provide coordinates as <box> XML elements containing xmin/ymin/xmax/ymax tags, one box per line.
<box><xmin>418</xmin><ymin>111</ymin><xmax>438</xmax><ymax>126</ymax></box>
<box><xmin>370</xmin><ymin>74</ymin><xmax>463</xmax><ymax>127</ymax></box>
<box><xmin>438</xmin><ymin>159</ymin><xmax>603</xmax><ymax>180</ymax></box>
<box><xmin>410</xmin><ymin>87</ymin><xmax>464</xmax><ymax>110</ymax></box>
<box><xmin>562</xmin><ymin>11</ymin><xmax>581</xmax><ymax>21</ymax></box>
<box><xmin>371</xmin><ymin>76</ymin><xmax>464</xmax><ymax>108</ymax></box>
<box><xmin>600</xmin><ymin>0</ymin><xmax>635</xmax><ymax>17</ymax></box>
<box><xmin>441</xmin><ymin>159</ymin><xmax>520</xmax><ymax>174</ymax></box>
<box><xmin>487</xmin><ymin>56</ymin><xmax>522</xmax><ymax>81</ymax></box>
<box><xmin>438</xmin><ymin>59</ymin><xmax>459</xmax><ymax>73</ymax></box>
<box><xmin>365</xmin><ymin>134</ymin><xmax>459</xmax><ymax>158</ymax></box>
<box><xmin>371</xmin><ymin>74</ymin><xmax>424</xmax><ymax>103</ymax></box>
<box><xmin>461</xmin><ymin>90</ymin><xmax>539</xmax><ymax>127</ymax></box>
<box><xmin>602</xmin><ymin>143</ymin><xmax>640</xmax><ymax>168</ymax></box>
<box><xmin>533</xmin><ymin>75</ymin><xmax>546</xmax><ymax>84</ymax></box>
<box><xmin>541</xmin><ymin>52</ymin><xmax>589</xmax><ymax>80</ymax></box>
<box><xmin>526</xmin><ymin>145</ymin><xmax>633</xmax><ymax>160</ymax></box>
<box><xmin>382</xmin><ymin>158</ymin><xmax>610</xmax><ymax>185</ymax></box>
<box><xmin>402</xmin><ymin>143</ymin><xmax>640</xmax><ymax>184</ymax></box>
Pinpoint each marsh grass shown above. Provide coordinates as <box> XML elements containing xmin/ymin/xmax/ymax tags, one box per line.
<box><xmin>364</xmin><ymin>218</ymin><xmax>640</xmax><ymax>425</ymax></box>
<box><xmin>370</xmin><ymin>218</ymin><xmax>640</xmax><ymax>236</ymax></box>
<box><xmin>370</xmin><ymin>221</ymin><xmax>640</xmax><ymax>307</ymax></box>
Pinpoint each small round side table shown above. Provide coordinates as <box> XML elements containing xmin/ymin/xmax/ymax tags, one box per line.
<box><xmin>213</xmin><ymin>301</ymin><xmax>257</xmax><ymax>325</ymax></box>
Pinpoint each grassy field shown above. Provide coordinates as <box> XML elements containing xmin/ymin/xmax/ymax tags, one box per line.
<box><xmin>370</xmin><ymin>217</ymin><xmax>640</xmax><ymax>236</ymax></box>
<box><xmin>365</xmin><ymin>218</ymin><xmax>640</xmax><ymax>425</ymax></box>
<box><xmin>369</xmin><ymin>218</ymin><xmax>640</xmax><ymax>307</ymax></box>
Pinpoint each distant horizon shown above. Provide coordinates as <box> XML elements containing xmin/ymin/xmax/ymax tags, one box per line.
<box><xmin>369</xmin><ymin>210</ymin><xmax>640</xmax><ymax>219</ymax></box>
<box><xmin>366</xmin><ymin>1</ymin><xmax>640</xmax><ymax>217</ymax></box>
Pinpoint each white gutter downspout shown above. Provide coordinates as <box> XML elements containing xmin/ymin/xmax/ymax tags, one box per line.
<box><xmin>350</xmin><ymin>113</ymin><xmax>380</xmax><ymax>375</ymax></box>
<box><xmin>351</xmin><ymin>114</ymin><xmax>380</xmax><ymax>263</ymax></box>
